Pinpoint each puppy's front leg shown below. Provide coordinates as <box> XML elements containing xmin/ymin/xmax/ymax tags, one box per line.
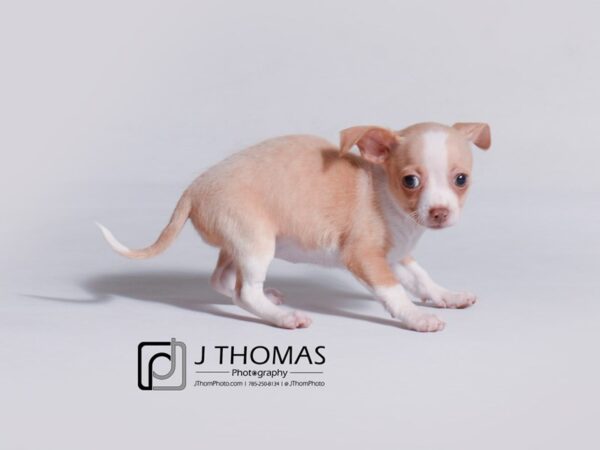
<box><xmin>344</xmin><ymin>251</ymin><xmax>445</xmax><ymax>332</ymax></box>
<box><xmin>394</xmin><ymin>257</ymin><xmax>477</xmax><ymax>309</ymax></box>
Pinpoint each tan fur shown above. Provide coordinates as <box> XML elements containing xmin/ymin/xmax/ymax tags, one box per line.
<box><xmin>187</xmin><ymin>135</ymin><xmax>377</xmax><ymax>256</ymax></box>
<box><xmin>452</xmin><ymin>122</ymin><xmax>491</xmax><ymax>150</ymax></box>
<box><xmin>98</xmin><ymin>122</ymin><xmax>490</xmax><ymax>332</ymax></box>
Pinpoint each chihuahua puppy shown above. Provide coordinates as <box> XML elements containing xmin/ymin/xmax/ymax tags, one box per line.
<box><xmin>98</xmin><ymin>122</ymin><xmax>490</xmax><ymax>332</ymax></box>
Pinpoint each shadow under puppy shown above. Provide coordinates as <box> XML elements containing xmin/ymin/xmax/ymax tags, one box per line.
<box><xmin>98</xmin><ymin>122</ymin><xmax>491</xmax><ymax>332</ymax></box>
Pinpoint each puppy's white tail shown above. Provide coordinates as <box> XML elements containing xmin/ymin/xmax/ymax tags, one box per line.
<box><xmin>96</xmin><ymin>191</ymin><xmax>192</xmax><ymax>260</ymax></box>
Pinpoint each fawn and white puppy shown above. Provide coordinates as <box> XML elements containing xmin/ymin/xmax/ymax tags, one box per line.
<box><xmin>98</xmin><ymin>122</ymin><xmax>491</xmax><ymax>332</ymax></box>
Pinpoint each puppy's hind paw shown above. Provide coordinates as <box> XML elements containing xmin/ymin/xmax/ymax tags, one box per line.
<box><xmin>264</xmin><ymin>287</ymin><xmax>285</xmax><ymax>305</ymax></box>
<box><xmin>279</xmin><ymin>311</ymin><xmax>312</xmax><ymax>329</ymax></box>
<box><xmin>403</xmin><ymin>312</ymin><xmax>445</xmax><ymax>332</ymax></box>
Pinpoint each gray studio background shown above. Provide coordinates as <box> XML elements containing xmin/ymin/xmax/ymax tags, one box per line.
<box><xmin>1</xmin><ymin>1</ymin><xmax>599</xmax><ymax>449</ymax></box>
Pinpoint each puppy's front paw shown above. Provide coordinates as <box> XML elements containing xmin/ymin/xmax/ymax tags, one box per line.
<box><xmin>430</xmin><ymin>290</ymin><xmax>477</xmax><ymax>309</ymax></box>
<box><xmin>403</xmin><ymin>312</ymin><xmax>445</xmax><ymax>332</ymax></box>
<box><xmin>279</xmin><ymin>311</ymin><xmax>312</xmax><ymax>329</ymax></box>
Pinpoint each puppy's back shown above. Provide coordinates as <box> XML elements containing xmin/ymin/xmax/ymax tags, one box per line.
<box><xmin>187</xmin><ymin>135</ymin><xmax>376</xmax><ymax>250</ymax></box>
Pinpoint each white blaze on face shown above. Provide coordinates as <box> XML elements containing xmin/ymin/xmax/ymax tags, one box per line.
<box><xmin>418</xmin><ymin>131</ymin><xmax>460</xmax><ymax>226</ymax></box>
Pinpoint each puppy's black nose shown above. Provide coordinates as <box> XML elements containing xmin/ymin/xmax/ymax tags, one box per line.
<box><xmin>428</xmin><ymin>207</ymin><xmax>449</xmax><ymax>224</ymax></box>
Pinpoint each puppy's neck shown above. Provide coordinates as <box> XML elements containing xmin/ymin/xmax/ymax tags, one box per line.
<box><xmin>372</xmin><ymin>166</ymin><xmax>425</xmax><ymax>261</ymax></box>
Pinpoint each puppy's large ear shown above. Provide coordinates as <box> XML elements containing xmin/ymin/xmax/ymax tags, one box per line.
<box><xmin>452</xmin><ymin>122</ymin><xmax>491</xmax><ymax>150</ymax></box>
<box><xmin>339</xmin><ymin>126</ymin><xmax>399</xmax><ymax>164</ymax></box>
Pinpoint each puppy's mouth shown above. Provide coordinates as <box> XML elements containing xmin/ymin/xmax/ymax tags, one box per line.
<box><xmin>425</xmin><ymin>215</ymin><xmax>458</xmax><ymax>229</ymax></box>
<box><xmin>426</xmin><ymin>222</ymin><xmax>452</xmax><ymax>230</ymax></box>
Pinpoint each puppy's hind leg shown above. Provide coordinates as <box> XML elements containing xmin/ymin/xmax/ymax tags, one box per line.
<box><xmin>210</xmin><ymin>249</ymin><xmax>235</xmax><ymax>297</ymax></box>
<box><xmin>232</xmin><ymin>241</ymin><xmax>310</xmax><ymax>329</ymax></box>
<box><xmin>210</xmin><ymin>249</ymin><xmax>284</xmax><ymax>305</ymax></box>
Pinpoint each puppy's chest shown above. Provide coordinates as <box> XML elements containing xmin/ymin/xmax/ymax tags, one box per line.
<box><xmin>385</xmin><ymin>223</ymin><xmax>424</xmax><ymax>262</ymax></box>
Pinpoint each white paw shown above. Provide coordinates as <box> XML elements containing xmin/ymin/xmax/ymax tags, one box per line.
<box><xmin>403</xmin><ymin>312</ymin><xmax>445</xmax><ymax>332</ymax></box>
<box><xmin>264</xmin><ymin>287</ymin><xmax>285</xmax><ymax>305</ymax></box>
<box><xmin>280</xmin><ymin>311</ymin><xmax>312</xmax><ymax>329</ymax></box>
<box><xmin>426</xmin><ymin>290</ymin><xmax>477</xmax><ymax>309</ymax></box>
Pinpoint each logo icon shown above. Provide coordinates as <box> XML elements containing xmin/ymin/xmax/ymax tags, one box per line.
<box><xmin>138</xmin><ymin>338</ymin><xmax>187</xmax><ymax>390</ymax></box>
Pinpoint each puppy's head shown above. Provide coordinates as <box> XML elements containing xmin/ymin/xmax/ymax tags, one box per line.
<box><xmin>340</xmin><ymin>122</ymin><xmax>490</xmax><ymax>229</ymax></box>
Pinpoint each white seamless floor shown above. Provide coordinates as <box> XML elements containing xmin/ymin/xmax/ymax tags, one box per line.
<box><xmin>1</xmin><ymin>184</ymin><xmax>599</xmax><ymax>449</ymax></box>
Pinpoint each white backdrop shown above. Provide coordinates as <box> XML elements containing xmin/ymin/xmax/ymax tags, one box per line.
<box><xmin>1</xmin><ymin>1</ymin><xmax>599</xmax><ymax>449</ymax></box>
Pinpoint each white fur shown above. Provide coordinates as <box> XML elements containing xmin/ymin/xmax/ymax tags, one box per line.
<box><xmin>95</xmin><ymin>222</ymin><xmax>131</xmax><ymax>254</ymax></box>
<box><xmin>419</xmin><ymin>131</ymin><xmax>459</xmax><ymax>226</ymax></box>
<box><xmin>373</xmin><ymin>284</ymin><xmax>416</xmax><ymax>317</ymax></box>
<box><xmin>395</xmin><ymin>260</ymin><xmax>477</xmax><ymax>309</ymax></box>
<box><xmin>394</xmin><ymin>260</ymin><xmax>443</xmax><ymax>300</ymax></box>
<box><xmin>374</xmin><ymin>284</ymin><xmax>445</xmax><ymax>331</ymax></box>
<box><xmin>233</xmin><ymin>253</ymin><xmax>312</xmax><ymax>329</ymax></box>
<box><xmin>211</xmin><ymin>259</ymin><xmax>284</xmax><ymax>305</ymax></box>
<box><xmin>275</xmin><ymin>237</ymin><xmax>341</xmax><ymax>266</ymax></box>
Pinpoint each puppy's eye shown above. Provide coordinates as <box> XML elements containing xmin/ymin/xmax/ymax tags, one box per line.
<box><xmin>402</xmin><ymin>175</ymin><xmax>421</xmax><ymax>189</ymax></box>
<box><xmin>454</xmin><ymin>173</ymin><xmax>468</xmax><ymax>187</ymax></box>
